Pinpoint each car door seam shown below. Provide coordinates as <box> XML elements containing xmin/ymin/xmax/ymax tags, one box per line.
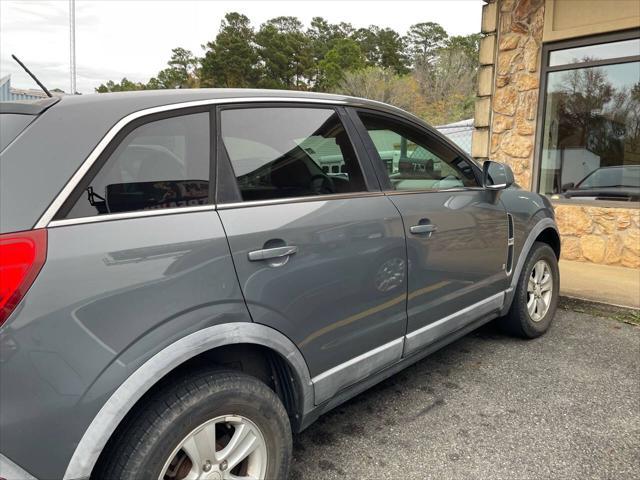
<box><xmin>215</xmin><ymin>210</ymin><xmax>255</xmax><ymax>324</ymax></box>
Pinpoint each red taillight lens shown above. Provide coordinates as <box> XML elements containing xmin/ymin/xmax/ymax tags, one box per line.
<box><xmin>0</xmin><ymin>229</ymin><xmax>47</xmax><ymax>326</ymax></box>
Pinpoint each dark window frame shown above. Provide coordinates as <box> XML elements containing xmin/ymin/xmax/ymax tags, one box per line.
<box><xmin>347</xmin><ymin>106</ymin><xmax>483</xmax><ymax>192</ymax></box>
<box><xmin>215</xmin><ymin>103</ymin><xmax>381</xmax><ymax>205</ymax></box>
<box><xmin>533</xmin><ymin>28</ymin><xmax>640</xmax><ymax>208</ymax></box>
<box><xmin>54</xmin><ymin>106</ymin><xmax>215</xmax><ymax>221</ymax></box>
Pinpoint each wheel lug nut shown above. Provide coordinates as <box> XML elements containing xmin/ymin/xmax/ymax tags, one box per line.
<box><xmin>220</xmin><ymin>460</ymin><xmax>228</xmax><ymax>471</ymax></box>
<box><xmin>203</xmin><ymin>460</ymin><xmax>212</xmax><ymax>472</ymax></box>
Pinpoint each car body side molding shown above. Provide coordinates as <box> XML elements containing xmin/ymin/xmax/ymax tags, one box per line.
<box><xmin>405</xmin><ymin>291</ymin><xmax>505</xmax><ymax>355</ymax></box>
<box><xmin>63</xmin><ymin>322</ymin><xmax>313</xmax><ymax>480</ymax></box>
<box><xmin>312</xmin><ymin>337</ymin><xmax>404</xmax><ymax>405</ymax></box>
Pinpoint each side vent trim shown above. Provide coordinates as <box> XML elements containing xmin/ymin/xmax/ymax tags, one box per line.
<box><xmin>506</xmin><ymin>213</ymin><xmax>515</xmax><ymax>275</ymax></box>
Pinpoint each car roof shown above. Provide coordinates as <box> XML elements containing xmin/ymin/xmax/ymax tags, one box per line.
<box><xmin>52</xmin><ymin>88</ymin><xmax>429</xmax><ymax>129</ymax></box>
<box><xmin>57</xmin><ymin>88</ymin><xmax>375</xmax><ymax>108</ymax></box>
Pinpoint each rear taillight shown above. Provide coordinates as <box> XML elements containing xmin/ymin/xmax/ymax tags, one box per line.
<box><xmin>0</xmin><ymin>229</ymin><xmax>47</xmax><ymax>326</ymax></box>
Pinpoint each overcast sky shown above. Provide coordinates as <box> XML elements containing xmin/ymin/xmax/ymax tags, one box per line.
<box><xmin>0</xmin><ymin>0</ymin><xmax>483</xmax><ymax>94</ymax></box>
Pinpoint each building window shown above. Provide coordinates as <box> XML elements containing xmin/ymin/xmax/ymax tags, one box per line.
<box><xmin>538</xmin><ymin>34</ymin><xmax>640</xmax><ymax>202</ymax></box>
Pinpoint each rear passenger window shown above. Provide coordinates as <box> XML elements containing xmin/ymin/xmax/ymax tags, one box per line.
<box><xmin>64</xmin><ymin>112</ymin><xmax>210</xmax><ymax>219</ymax></box>
<box><xmin>220</xmin><ymin>107</ymin><xmax>366</xmax><ymax>201</ymax></box>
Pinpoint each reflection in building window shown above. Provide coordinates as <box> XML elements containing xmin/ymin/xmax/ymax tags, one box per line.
<box><xmin>539</xmin><ymin>40</ymin><xmax>640</xmax><ymax>202</ymax></box>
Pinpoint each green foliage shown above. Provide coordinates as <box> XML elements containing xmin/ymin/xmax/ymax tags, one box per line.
<box><xmin>317</xmin><ymin>38</ymin><xmax>365</xmax><ymax>90</ymax></box>
<box><xmin>148</xmin><ymin>47</ymin><xmax>199</xmax><ymax>89</ymax></box>
<box><xmin>201</xmin><ymin>13</ymin><xmax>258</xmax><ymax>87</ymax></box>
<box><xmin>255</xmin><ymin>16</ymin><xmax>314</xmax><ymax>89</ymax></box>
<box><xmin>95</xmin><ymin>77</ymin><xmax>146</xmax><ymax>93</ymax></box>
<box><xmin>354</xmin><ymin>26</ymin><xmax>409</xmax><ymax>74</ymax></box>
<box><xmin>95</xmin><ymin>15</ymin><xmax>481</xmax><ymax>125</ymax></box>
<box><xmin>446</xmin><ymin>33</ymin><xmax>482</xmax><ymax>62</ymax></box>
<box><xmin>406</xmin><ymin>22</ymin><xmax>448</xmax><ymax>67</ymax></box>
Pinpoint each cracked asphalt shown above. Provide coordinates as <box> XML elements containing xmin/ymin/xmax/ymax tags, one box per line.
<box><xmin>291</xmin><ymin>307</ymin><xmax>640</xmax><ymax>479</ymax></box>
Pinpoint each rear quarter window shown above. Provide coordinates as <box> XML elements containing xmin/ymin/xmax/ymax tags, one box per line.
<box><xmin>0</xmin><ymin>114</ymin><xmax>34</xmax><ymax>152</ymax></box>
<box><xmin>62</xmin><ymin>112</ymin><xmax>211</xmax><ymax>220</ymax></box>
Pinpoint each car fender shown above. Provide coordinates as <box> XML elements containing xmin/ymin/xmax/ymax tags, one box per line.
<box><xmin>501</xmin><ymin>216</ymin><xmax>559</xmax><ymax>315</ymax></box>
<box><xmin>63</xmin><ymin>322</ymin><xmax>313</xmax><ymax>480</ymax></box>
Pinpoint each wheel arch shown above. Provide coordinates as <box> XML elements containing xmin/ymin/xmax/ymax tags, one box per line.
<box><xmin>64</xmin><ymin>323</ymin><xmax>313</xmax><ymax>480</ymax></box>
<box><xmin>501</xmin><ymin>217</ymin><xmax>559</xmax><ymax>315</ymax></box>
<box><xmin>535</xmin><ymin>226</ymin><xmax>561</xmax><ymax>259</ymax></box>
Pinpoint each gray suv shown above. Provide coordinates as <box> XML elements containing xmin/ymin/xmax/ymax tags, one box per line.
<box><xmin>0</xmin><ymin>90</ymin><xmax>560</xmax><ymax>480</ymax></box>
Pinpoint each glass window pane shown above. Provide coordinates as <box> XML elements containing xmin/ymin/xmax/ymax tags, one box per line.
<box><xmin>549</xmin><ymin>38</ymin><xmax>640</xmax><ymax>67</ymax></box>
<box><xmin>358</xmin><ymin>113</ymin><xmax>478</xmax><ymax>191</ymax></box>
<box><xmin>538</xmin><ymin>61</ymin><xmax>640</xmax><ymax>202</ymax></box>
<box><xmin>65</xmin><ymin>113</ymin><xmax>210</xmax><ymax>219</ymax></box>
<box><xmin>220</xmin><ymin>108</ymin><xmax>366</xmax><ymax>201</ymax></box>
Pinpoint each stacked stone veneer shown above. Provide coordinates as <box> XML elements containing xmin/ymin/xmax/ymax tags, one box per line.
<box><xmin>555</xmin><ymin>205</ymin><xmax>640</xmax><ymax>268</ymax></box>
<box><xmin>474</xmin><ymin>0</ymin><xmax>640</xmax><ymax>268</ymax></box>
<box><xmin>489</xmin><ymin>0</ymin><xmax>544</xmax><ymax>189</ymax></box>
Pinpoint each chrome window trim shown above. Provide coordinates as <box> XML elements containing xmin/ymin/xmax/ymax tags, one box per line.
<box><xmin>34</xmin><ymin>97</ymin><xmax>349</xmax><ymax>229</ymax></box>
<box><xmin>382</xmin><ymin>187</ymin><xmax>482</xmax><ymax>196</ymax></box>
<box><xmin>217</xmin><ymin>191</ymin><xmax>384</xmax><ymax>210</ymax></box>
<box><xmin>0</xmin><ymin>453</ymin><xmax>37</xmax><ymax>480</ymax></box>
<box><xmin>47</xmin><ymin>205</ymin><xmax>217</xmax><ymax>228</ymax></box>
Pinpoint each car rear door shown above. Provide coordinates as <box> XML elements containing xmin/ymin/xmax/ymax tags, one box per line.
<box><xmin>350</xmin><ymin>109</ymin><xmax>510</xmax><ymax>356</ymax></box>
<box><xmin>215</xmin><ymin>104</ymin><xmax>407</xmax><ymax>404</ymax></box>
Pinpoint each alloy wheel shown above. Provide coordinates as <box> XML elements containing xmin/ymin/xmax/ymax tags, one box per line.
<box><xmin>160</xmin><ymin>415</ymin><xmax>267</xmax><ymax>480</ymax></box>
<box><xmin>527</xmin><ymin>259</ymin><xmax>553</xmax><ymax>322</ymax></box>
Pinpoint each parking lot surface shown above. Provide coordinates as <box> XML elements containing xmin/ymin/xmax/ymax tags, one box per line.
<box><xmin>291</xmin><ymin>306</ymin><xmax>640</xmax><ymax>479</ymax></box>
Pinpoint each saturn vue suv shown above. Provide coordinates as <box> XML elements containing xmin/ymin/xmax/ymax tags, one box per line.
<box><xmin>0</xmin><ymin>89</ymin><xmax>560</xmax><ymax>480</ymax></box>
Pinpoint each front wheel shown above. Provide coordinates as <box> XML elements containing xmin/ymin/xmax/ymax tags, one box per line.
<box><xmin>94</xmin><ymin>369</ymin><xmax>292</xmax><ymax>480</ymax></box>
<box><xmin>499</xmin><ymin>241</ymin><xmax>559</xmax><ymax>338</ymax></box>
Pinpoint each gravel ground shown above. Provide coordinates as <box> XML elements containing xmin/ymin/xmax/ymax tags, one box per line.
<box><xmin>291</xmin><ymin>306</ymin><xmax>640</xmax><ymax>479</ymax></box>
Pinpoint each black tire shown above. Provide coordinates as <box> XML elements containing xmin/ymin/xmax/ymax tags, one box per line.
<box><xmin>499</xmin><ymin>241</ymin><xmax>559</xmax><ymax>338</ymax></box>
<box><xmin>94</xmin><ymin>368</ymin><xmax>292</xmax><ymax>480</ymax></box>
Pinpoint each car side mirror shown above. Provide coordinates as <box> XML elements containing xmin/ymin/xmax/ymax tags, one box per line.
<box><xmin>561</xmin><ymin>182</ymin><xmax>575</xmax><ymax>191</ymax></box>
<box><xmin>483</xmin><ymin>161</ymin><xmax>514</xmax><ymax>190</ymax></box>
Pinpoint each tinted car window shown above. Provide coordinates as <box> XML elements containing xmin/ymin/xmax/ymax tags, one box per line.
<box><xmin>220</xmin><ymin>107</ymin><xmax>366</xmax><ymax>201</ymax></box>
<box><xmin>65</xmin><ymin>112</ymin><xmax>209</xmax><ymax>219</ymax></box>
<box><xmin>359</xmin><ymin>113</ymin><xmax>478</xmax><ymax>191</ymax></box>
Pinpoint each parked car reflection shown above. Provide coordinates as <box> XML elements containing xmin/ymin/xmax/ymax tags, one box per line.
<box><xmin>562</xmin><ymin>165</ymin><xmax>640</xmax><ymax>201</ymax></box>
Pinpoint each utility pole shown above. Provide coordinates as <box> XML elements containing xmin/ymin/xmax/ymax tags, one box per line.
<box><xmin>69</xmin><ymin>0</ymin><xmax>76</xmax><ymax>94</ymax></box>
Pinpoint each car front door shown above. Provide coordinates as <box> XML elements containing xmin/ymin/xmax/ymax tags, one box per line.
<box><xmin>215</xmin><ymin>105</ymin><xmax>407</xmax><ymax>404</ymax></box>
<box><xmin>351</xmin><ymin>109</ymin><xmax>510</xmax><ymax>356</ymax></box>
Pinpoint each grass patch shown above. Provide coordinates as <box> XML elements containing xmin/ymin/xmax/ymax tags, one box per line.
<box><xmin>559</xmin><ymin>296</ymin><xmax>640</xmax><ymax>326</ymax></box>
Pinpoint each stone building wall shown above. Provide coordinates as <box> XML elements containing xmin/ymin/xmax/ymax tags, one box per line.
<box><xmin>474</xmin><ymin>0</ymin><xmax>640</xmax><ymax>269</ymax></box>
<box><xmin>489</xmin><ymin>0</ymin><xmax>544</xmax><ymax>189</ymax></box>
<box><xmin>555</xmin><ymin>205</ymin><xmax>640</xmax><ymax>268</ymax></box>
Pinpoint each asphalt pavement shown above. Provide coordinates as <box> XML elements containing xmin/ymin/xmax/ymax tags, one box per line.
<box><xmin>291</xmin><ymin>304</ymin><xmax>640</xmax><ymax>479</ymax></box>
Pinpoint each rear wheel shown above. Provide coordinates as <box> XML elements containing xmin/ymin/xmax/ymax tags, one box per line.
<box><xmin>94</xmin><ymin>369</ymin><xmax>291</xmax><ymax>480</ymax></box>
<box><xmin>500</xmin><ymin>242</ymin><xmax>559</xmax><ymax>338</ymax></box>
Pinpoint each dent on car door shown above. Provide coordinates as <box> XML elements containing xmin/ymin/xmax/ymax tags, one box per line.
<box><xmin>351</xmin><ymin>109</ymin><xmax>510</xmax><ymax>356</ymax></box>
<box><xmin>215</xmin><ymin>105</ymin><xmax>408</xmax><ymax>404</ymax></box>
